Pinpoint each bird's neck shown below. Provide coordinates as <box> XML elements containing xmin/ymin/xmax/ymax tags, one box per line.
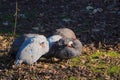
<box><xmin>47</xmin><ymin>35</ymin><xmax>62</xmax><ymax>48</ymax></box>
<box><xmin>47</xmin><ymin>37</ymin><xmax>55</xmax><ymax>48</ymax></box>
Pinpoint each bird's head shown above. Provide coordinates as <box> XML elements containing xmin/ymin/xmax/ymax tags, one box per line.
<box><xmin>57</xmin><ymin>38</ymin><xmax>74</xmax><ymax>48</ymax></box>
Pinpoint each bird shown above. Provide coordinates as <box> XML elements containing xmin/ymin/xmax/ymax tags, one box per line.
<box><xmin>14</xmin><ymin>34</ymin><xmax>62</xmax><ymax>65</ymax></box>
<box><xmin>50</xmin><ymin>28</ymin><xmax>82</xmax><ymax>59</ymax></box>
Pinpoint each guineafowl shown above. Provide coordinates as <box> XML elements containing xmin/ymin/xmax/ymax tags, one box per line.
<box><xmin>51</xmin><ymin>28</ymin><xmax>82</xmax><ymax>59</ymax></box>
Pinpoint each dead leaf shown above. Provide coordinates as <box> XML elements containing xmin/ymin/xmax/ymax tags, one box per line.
<box><xmin>0</xmin><ymin>36</ymin><xmax>3</xmax><ymax>40</ymax></box>
<box><xmin>43</xmin><ymin>64</ymin><xmax>48</xmax><ymax>69</ymax></box>
<box><xmin>44</xmin><ymin>76</ymin><xmax>50</xmax><ymax>79</ymax></box>
<box><xmin>60</xmin><ymin>65</ymin><xmax>66</xmax><ymax>68</ymax></box>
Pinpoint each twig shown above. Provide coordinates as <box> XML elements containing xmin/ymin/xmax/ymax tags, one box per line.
<box><xmin>13</xmin><ymin>0</ymin><xmax>18</xmax><ymax>40</ymax></box>
<box><xmin>8</xmin><ymin>0</ymin><xmax>18</xmax><ymax>53</ymax></box>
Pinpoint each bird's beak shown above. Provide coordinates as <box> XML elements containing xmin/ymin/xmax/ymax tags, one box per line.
<box><xmin>67</xmin><ymin>41</ymin><xmax>73</xmax><ymax>47</ymax></box>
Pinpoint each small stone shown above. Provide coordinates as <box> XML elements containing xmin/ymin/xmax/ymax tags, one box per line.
<box><xmin>18</xmin><ymin>14</ymin><xmax>26</xmax><ymax>18</ymax></box>
<box><xmin>93</xmin><ymin>8</ymin><xmax>103</xmax><ymax>14</ymax></box>
<box><xmin>32</xmin><ymin>27</ymin><xmax>39</xmax><ymax>31</ymax></box>
<box><xmin>3</xmin><ymin>21</ymin><xmax>9</xmax><ymax>26</ymax></box>
<box><xmin>92</xmin><ymin>28</ymin><xmax>100</xmax><ymax>32</ymax></box>
<box><xmin>86</xmin><ymin>6</ymin><xmax>94</xmax><ymax>11</ymax></box>
<box><xmin>62</xmin><ymin>18</ymin><xmax>71</xmax><ymax>22</ymax></box>
<box><xmin>44</xmin><ymin>76</ymin><xmax>50</xmax><ymax>79</ymax></box>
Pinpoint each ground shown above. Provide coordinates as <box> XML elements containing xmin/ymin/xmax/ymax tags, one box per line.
<box><xmin>0</xmin><ymin>0</ymin><xmax>120</xmax><ymax>80</ymax></box>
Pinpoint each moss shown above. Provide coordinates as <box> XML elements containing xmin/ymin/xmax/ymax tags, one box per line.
<box><xmin>107</xmin><ymin>66</ymin><xmax>120</xmax><ymax>75</ymax></box>
<box><xmin>91</xmin><ymin>63</ymin><xmax>107</xmax><ymax>73</ymax></box>
<box><xmin>70</xmin><ymin>56</ymin><xmax>85</xmax><ymax>66</ymax></box>
<box><xmin>89</xmin><ymin>51</ymin><xmax>120</xmax><ymax>59</ymax></box>
<box><xmin>106</xmin><ymin>51</ymin><xmax>119</xmax><ymax>58</ymax></box>
<box><xmin>96</xmin><ymin>78</ymin><xmax>105</xmax><ymax>80</ymax></box>
<box><xmin>89</xmin><ymin>52</ymin><xmax>103</xmax><ymax>59</ymax></box>
<box><xmin>69</xmin><ymin>51</ymin><xmax>120</xmax><ymax>76</ymax></box>
<box><xmin>69</xmin><ymin>76</ymin><xmax>77</xmax><ymax>80</ymax></box>
<box><xmin>71</xmin><ymin>57</ymin><xmax>80</xmax><ymax>62</ymax></box>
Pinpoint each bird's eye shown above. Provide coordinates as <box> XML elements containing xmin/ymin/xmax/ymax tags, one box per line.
<box><xmin>41</xmin><ymin>42</ymin><xmax>44</xmax><ymax>44</ymax></box>
<box><xmin>39</xmin><ymin>42</ymin><xmax>45</xmax><ymax>48</ymax></box>
<box><xmin>40</xmin><ymin>42</ymin><xmax>45</xmax><ymax>45</ymax></box>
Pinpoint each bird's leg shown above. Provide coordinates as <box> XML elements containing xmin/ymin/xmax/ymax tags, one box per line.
<box><xmin>29</xmin><ymin>64</ymin><xmax>34</xmax><ymax>72</ymax></box>
<box><xmin>34</xmin><ymin>62</ymin><xmax>38</xmax><ymax>67</ymax></box>
<box><xmin>31</xmin><ymin>63</ymin><xmax>37</xmax><ymax>72</ymax></box>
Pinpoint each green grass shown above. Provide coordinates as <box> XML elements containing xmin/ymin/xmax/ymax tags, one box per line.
<box><xmin>89</xmin><ymin>51</ymin><xmax>119</xmax><ymax>59</ymax></box>
<box><xmin>70</xmin><ymin>56</ymin><xmax>85</xmax><ymax>66</ymax></box>
<box><xmin>69</xmin><ymin>76</ymin><xmax>77</xmax><ymax>80</ymax></box>
<box><xmin>69</xmin><ymin>51</ymin><xmax>120</xmax><ymax>78</ymax></box>
<box><xmin>107</xmin><ymin>66</ymin><xmax>120</xmax><ymax>75</ymax></box>
<box><xmin>106</xmin><ymin>51</ymin><xmax>120</xmax><ymax>58</ymax></box>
